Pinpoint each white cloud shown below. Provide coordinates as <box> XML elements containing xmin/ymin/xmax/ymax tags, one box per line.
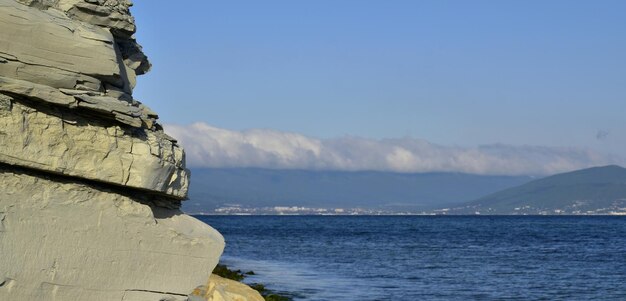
<box><xmin>165</xmin><ymin>122</ymin><xmax>624</xmax><ymax>176</ymax></box>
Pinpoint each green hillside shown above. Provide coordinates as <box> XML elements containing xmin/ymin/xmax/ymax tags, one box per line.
<box><xmin>449</xmin><ymin>165</ymin><xmax>626</xmax><ymax>214</ymax></box>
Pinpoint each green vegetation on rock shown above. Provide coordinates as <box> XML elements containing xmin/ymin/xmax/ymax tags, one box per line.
<box><xmin>249</xmin><ymin>283</ymin><xmax>291</xmax><ymax>301</ymax></box>
<box><xmin>213</xmin><ymin>264</ymin><xmax>251</xmax><ymax>282</ymax></box>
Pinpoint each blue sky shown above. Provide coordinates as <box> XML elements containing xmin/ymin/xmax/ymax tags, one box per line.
<box><xmin>131</xmin><ymin>1</ymin><xmax>626</xmax><ymax>174</ymax></box>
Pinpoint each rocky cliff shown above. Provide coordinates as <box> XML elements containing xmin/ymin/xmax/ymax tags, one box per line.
<box><xmin>0</xmin><ymin>1</ymin><xmax>230</xmax><ymax>300</ymax></box>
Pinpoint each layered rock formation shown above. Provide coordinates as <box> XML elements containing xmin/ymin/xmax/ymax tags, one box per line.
<box><xmin>0</xmin><ymin>1</ymin><xmax>225</xmax><ymax>300</ymax></box>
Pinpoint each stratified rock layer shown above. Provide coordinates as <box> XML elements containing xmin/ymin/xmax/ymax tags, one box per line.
<box><xmin>0</xmin><ymin>0</ymin><xmax>188</xmax><ymax>198</ymax></box>
<box><xmin>0</xmin><ymin>97</ymin><xmax>188</xmax><ymax>198</ymax></box>
<box><xmin>0</xmin><ymin>0</ymin><xmax>226</xmax><ymax>300</ymax></box>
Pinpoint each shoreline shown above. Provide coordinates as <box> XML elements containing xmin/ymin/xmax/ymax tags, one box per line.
<box><xmin>213</xmin><ymin>263</ymin><xmax>294</xmax><ymax>301</ymax></box>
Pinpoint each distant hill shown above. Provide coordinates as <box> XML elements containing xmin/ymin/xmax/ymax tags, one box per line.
<box><xmin>449</xmin><ymin>165</ymin><xmax>626</xmax><ymax>214</ymax></box>
<box><xmin>183</xmin><ymin>168</ymin><xmax>532</xmax><ymax>213</ymax></box>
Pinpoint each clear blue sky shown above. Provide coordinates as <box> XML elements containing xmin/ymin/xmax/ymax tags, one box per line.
<box><xmin>132</xmin><ymin>0</ymin><xmax>626</xmax><ymax>156</ymax></box>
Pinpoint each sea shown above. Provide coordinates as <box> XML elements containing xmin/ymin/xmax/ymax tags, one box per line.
<box><xmin>195</xmin><ymin>216</ymin><xmax>626</xmax><ymax>301</ymax></box>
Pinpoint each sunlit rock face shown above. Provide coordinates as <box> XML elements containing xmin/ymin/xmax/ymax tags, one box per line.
<box><xmin>0</xmin><ymin>0</ymin><xmax>224</xmax><ymax>300</ymax></box>
<box><xmin>0</xmin><ymin>0</ymin><xmax>188</xmax><ymax>197</ymax></box>
<box><xmin>0</xmin><ymin>166</ymin><xmax>224</xmax><ymax>300</ymax></box>
<box><xmin>189</xmin><ymin>275</ymin><xmax>265</xmax><ymax>301</ymax></box>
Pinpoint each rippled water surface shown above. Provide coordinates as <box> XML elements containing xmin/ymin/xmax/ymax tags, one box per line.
<box><xmin>196</xmin><ymin>216</ymin><xmax>626</xmax><ymax>301</ymax></box>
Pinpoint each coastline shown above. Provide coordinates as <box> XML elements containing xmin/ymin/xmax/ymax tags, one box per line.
<box><xmin>213</xmin><ymin>264</ymin><xmax>294</xmax><ymax>301</ymax></box>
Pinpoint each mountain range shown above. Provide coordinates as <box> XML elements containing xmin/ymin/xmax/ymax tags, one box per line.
<box><xmin>448</xmin><ymin>165</ymin><xmax>626</xmax><ymax>214</ymax></box>
<box><xmin>183</xmin><ymin>168</ymin><xmax>532</xmax><ymax>212</ymax></box>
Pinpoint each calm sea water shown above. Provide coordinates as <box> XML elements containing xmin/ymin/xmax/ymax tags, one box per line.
<box><xmin>196</xmin><ymin>216</ymin><xmax>626</xmax><ymax>301</ymax></box>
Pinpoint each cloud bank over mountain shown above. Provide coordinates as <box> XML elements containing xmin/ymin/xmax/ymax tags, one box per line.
<box><xmin>165</xmin><ymin>122</ymin><xmax>624</xmax><ymax>176</ymax></box>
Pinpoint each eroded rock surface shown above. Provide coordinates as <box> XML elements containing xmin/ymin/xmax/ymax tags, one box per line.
<box><xmin>0</xmin><ymin>0</ymin><xmax>226</xmax><ymax>300</ymax></box>
<box><xmin>189</xmin><ymin>275</ymin><xmax>265</xmax><ymax>301</ymax></box>
<box><xmin>0</xmin><ymin>0</ymin><xmax>186</xmax><ymax>197</ymax></box>
<box><xmin>0</xmin><ymin>165</ymin><xmax>224</xmax><ymax>301</ymax></box>
<box><xmin>0</xmin><ymin>98</ymin><xmax>188</xmax><ymax>198</ymax></box>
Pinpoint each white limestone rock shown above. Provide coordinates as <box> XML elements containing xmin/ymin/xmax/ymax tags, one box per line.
<box><xmin>0</xmin><ymin>61</ymin><xmax>102</xmax><ymax>92</ymax></box>
<box><xmin>0</xmin><ymin>97</ymin><xmax>189</xmax><ymax>199</ymax></box>
<box><xmin>0</xmin><ymin>165</ymin><xmax>225</xmax><ymax>301</ymax></box>
<box><xmin>0</xmin><ymin>76</ymin><xmax>78</xmax><ymax>107</ymax></box>
<box><xmin>0</xmin><ymin>0</ymin><xmax>120</xmax><ymax>80</ymax></box>
<box><xmin>190</xmin><ymin>275</ymin><xmax>265</xmax><ymax>301</ymax></box>
<box><xmin>0</xmin><ymin>0</ymin><xmax>188</xmax><ymax>196</ymax></box>
<box><xmin>0</xmin><ymin>1</ymin><xmax>229</xmax><ymax>300</ymax></box>
<box><xmin>66</xmin><ymin>1</ymin><xmax>136</xmax><ymax>37</ymax></box>
<box><xmin>0</xmin><ymin>0</ymin><xmax>152</xmax><ymax>128</ymax></box>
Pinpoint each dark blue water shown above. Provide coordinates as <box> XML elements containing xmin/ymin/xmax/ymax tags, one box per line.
<box><xmin>196</xmin><ymin>216</ymin><xmax>626</xmax><ymax>301</ymax></box>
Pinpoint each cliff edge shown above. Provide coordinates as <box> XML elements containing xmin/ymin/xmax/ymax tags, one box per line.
<box><xmin>0</xmin><ymin>1</ymin><xmax>226</xmax><ymax>300</ymax></box>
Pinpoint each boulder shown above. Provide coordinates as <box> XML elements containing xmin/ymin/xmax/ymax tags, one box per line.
<box><xmin>190</xmin><ymin>275</ymin><xmax>265</xmax><ymax>301</ymax></box>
